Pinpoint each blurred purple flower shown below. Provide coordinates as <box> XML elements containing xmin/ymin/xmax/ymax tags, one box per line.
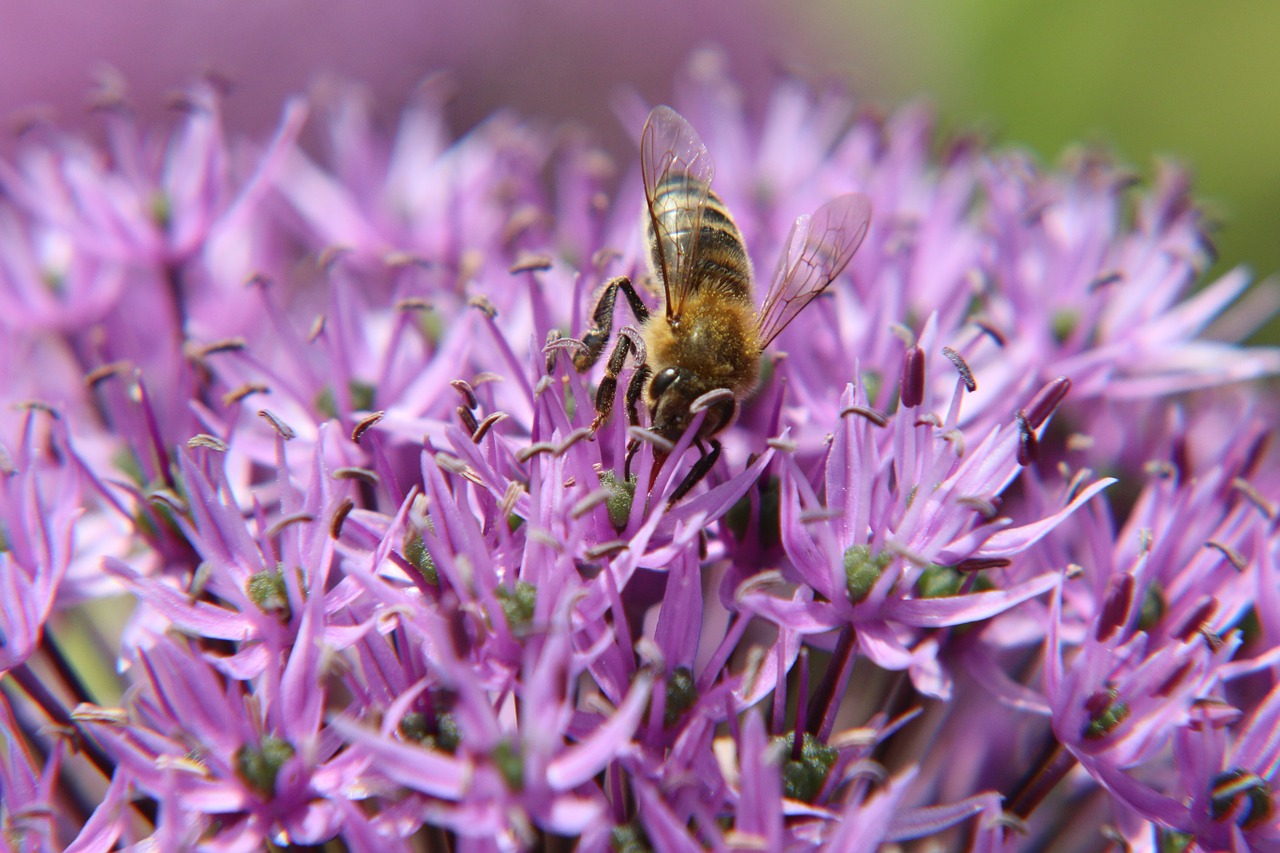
<box><xmin>0</xmin><ymin>410</ymin><xmax>78</xmax><ymax>676</ymax></box>
<box><xmin>0</xmin><ymin>691</ymin><xmax>64</xmax><ymax>848</ymax></box>
<box><xmin>1</xmin><ymin>49</ymin><xmax>1278</xmax><ymax>852</ymax></box>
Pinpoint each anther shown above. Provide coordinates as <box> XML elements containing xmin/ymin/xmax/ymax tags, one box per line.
<box><xmin>1016</xmin><ymin>411</ymin><xmax>1038</xmax><ymax>466</ymax></box>
<box><xmin>223</xmin><ymin>383</ymin><xmax>269</xmax><ymax>405</ymax></box>
<box><xmin>1095</xmin><ymin>573</ymin><xmax>1135</xmax><ymax>643</ymax></box>
<box><xmin>84</xmin><ymin>361</ymin><xmax>132</xmax><ymax>387</ymax></box>
<box><xmin>266</xmin><ymin>511</ymin><xmax>315</xmax><ymax>538</ymax></box>
<box><xmin>451</xmin><ymin>379</ymin><xmax>478</xmax><ymax>410</ymax></box>
<box><xmin>1174</xmin><ymin>598</ymin><xmax>1218</xmax><ymax>643</ymax></box>
<box><xmin>972</xmin><ymin>319</ymin><xmax>1007</xmax><ymax>348</ymax></box>
<box><xmin>691</xmin><ymin>387</ymin><xmax>734</xmax><ymax>413</ymax></box>
<box><xmin>1205</xmin><ymin>541</ymin><xmax>1247</xmax><ymax>572</ymax></box>
<box><xmin>456</xmin><ymin>406</ymin><xmax>479</xmax><ymax>435</ymax></box>
<box><xmin>1024</xmin><ymin>376</ymin><xmax>1071</xmax><ymax>429</ymax></box>
<box><xmin>187</xmin><ymin>434</ymin><xmax>229</xmax><ymax>452</ymax></box>
<box><xmin>330</xmin><ymin>499</ymin><xmax>354</xmax><ymax>539</ymax></box>
<box><xmin>258</xmin><ymin>409</ymin><xmax>296</xmax><ymax>439</ymax></box>
<box><xmin>332</xmin><ymin>467</ymin><xmax>380</xmax><ymax>485</ymax></box>
<box><xmin>508</xmin><ymin>253</ymin><xmax>554</xmax><ymax>274</ymax></box>
<box><xmin>468</xmin><ymin>295</ymin><xmax>498</xmax><ymax>318</ymax></box>
<box><xmin>394</xmin><ymin>297</ymin><xmax>432</xmax><ymax>313</ymax></box>
<box><xmin>472</xmin><ymin>412</ymin><xmax>508</xmax><ymax>444</ymax></box>
<box><xmin>941</xmin><ymin>346</ymin><xmax>976</xmax><ymax>392</ymax></box>
<box><xmin>900</xmin><ymin>345</ymin><xmax>925</xmax><ymax>409</ymax></box>
<box><xmin>840</xmin><ymin>405</ymin><xmax>889</xmax><ymax>427</ymax></box>
<box><xmin>351</xmin><ymin>411</ymin><xmax>384</xmax><ymax>442</ymax></box>
<box><xmin>954</xmin><ymin>556</ymin><xmax>1011</xmax><ymax>573</ymax></box>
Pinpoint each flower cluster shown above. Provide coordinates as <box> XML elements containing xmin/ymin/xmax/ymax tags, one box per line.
<box><xmin>2</xmin><ymin>52</ymin><xmax>1279</xmax><ymax>851</ymax></box>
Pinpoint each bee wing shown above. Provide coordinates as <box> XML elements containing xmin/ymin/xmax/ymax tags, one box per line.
<box><xmin>755</xmin><ymin>192</ymin><xmax>872</xmax><ymax>350</ymax></box>
<box><xmin>641</xmin><ymin>106</ymin><xmax>714</xmax><ymax>321</ymax></box>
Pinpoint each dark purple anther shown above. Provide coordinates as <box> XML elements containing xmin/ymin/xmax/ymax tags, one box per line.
<box><xmin>954</xmin><ymin>556</ymin><xmax>1012</xmax><ymax>573</ymax></box>
<box><xmin>1016</xmin><ymin>411</ymin><xmax>1038</xmax><ymax>466</ymax></box>
<box><xmin>901</xmin><ymin>345</ymin><xmax>925</xmax><ymax>409</ymax></box>
<box><xmin>1025</xmin><ymin>376</ymin><xmax>1072</xmax><ymax>429</ymax></box>
<box><xmin>1095</xmin><ymin>573</ymin><xmax>1135</xmax><ymax>643</ymax></box>
<box><xmin>1175</xmin><ymin>598</ymin><xmax>1218</xmax><ymax>643</ymax></box>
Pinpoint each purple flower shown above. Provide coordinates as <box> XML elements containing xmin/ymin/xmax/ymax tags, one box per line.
<box><xmin>79</xmin><ymin>632</ymin><xmax>374</xmax><ymax>848</ymax></box>
<box><xmin>2</xmin><ymin>50</ymin><xmax>1279</xmax><ymax>852</ymax></box>
<box><xmin>0</xmin><ymin>409</ymin><xmax>78</xmax><ymax>675</ymax></box>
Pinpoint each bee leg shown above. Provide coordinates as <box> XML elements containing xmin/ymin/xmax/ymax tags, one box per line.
<box><xmin>544</xmin><ymin>329</ymin><xmax>563</xmax><ymax>375</ymax></box>
<box><xmin>667</xmin><ymin>439</ymin><xmax>722</xmax><ymax>506</ymax></box>
<box><xmin>620</xmin><ymin>363</ymin><xmax>650</xmax><ymax>480</ymax></box>
<box><xmin>574</xmin><ymin>276</ymin><xmax>650</xmax><ymax>372</ymax></box>
<box><xmin>624</xmin><ymin>440</ymin><xmax>641</xmax><ymax>481</ymax></box>
<box><xmin>590</xmin><ymin>332</ymin><xmax>643</xmax><ymax>432</ymax></box>
<box><xmin>625</xmin><ymin>363</ymin><xmax>650</xmax><ymax>426</ymax></box>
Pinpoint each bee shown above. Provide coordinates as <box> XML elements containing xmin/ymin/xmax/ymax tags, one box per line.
<box><xmin>572</xmin><ymin>105</ymin><xmax>872</xmax><ymax>502</ymax></box>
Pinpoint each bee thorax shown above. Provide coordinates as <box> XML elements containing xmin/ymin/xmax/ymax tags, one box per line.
<box><xmin>639</xmin><ymin>296</ymin><xmax>759</xmax><ymax>444</ymax></box>
<box><xmin>643</xmin><ymin>298</ymin><xmax>759</xmax><ymax>395</ymax></box>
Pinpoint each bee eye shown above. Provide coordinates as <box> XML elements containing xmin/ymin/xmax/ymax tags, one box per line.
<box><xmin>650</xmin><ymin>367</ymin><xmax>680</xmax><ymax>399</ymax></box>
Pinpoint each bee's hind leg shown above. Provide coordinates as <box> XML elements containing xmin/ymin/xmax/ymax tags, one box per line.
<box><xmin>667</xmin><ymin>439</ymin><xmax>722</xmax><ymax>507</ymax></box>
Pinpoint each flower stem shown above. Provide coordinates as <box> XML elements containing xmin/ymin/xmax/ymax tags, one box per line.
<box><xmin>163</xmin><ymin>262</ymin><xmax>188</xmax><ymax>347</ymax></box>
<box><xmin>1007</xmin><ymin>734</ymin><xmax>1078</xmax><ymax>821</ymax></box>
<box><xmin>9</xmin><ymin>662</ymin><xmax>115</xmax><ymax>781</ymax></box>
<box><xmin>8</xmin><ymin>662</ymin><xmax>158</xmax><ymax>826</ymax></box>
<box><xmin>805</xmin><ymin>627</ymin><xmax>856</xmax><ymax>739</ymax></box>
<box><xmin>792</xmin><ymin>648</ymin><xmax>809</xmax><ymax>758</ymax></box>
<box><xmin>42</xmin><ymin>631</ymin><xmax>100</xmax><ymax>708</ymax></box>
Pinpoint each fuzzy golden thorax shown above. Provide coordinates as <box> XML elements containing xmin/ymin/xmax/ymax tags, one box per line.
<box><xmin>640</xmin><ymin>291</ymin><xmax>760</xmax><ymax>443</ymax></box>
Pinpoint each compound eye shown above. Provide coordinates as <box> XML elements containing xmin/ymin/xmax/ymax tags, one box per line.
<box><xmin>649</xmin><ymin>367</ymin><xmax>680</xmax><ymax>399</ymax></box>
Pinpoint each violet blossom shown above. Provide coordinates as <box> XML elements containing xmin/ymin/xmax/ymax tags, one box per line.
<box><xmin>2</xmin><ymin>50</ymin><xmax>1279</xmax><ymax>852</ymax></box>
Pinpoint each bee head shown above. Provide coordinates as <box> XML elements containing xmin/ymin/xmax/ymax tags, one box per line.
<box><xmin>648</xmin><ymin>367</ymin><xmax>736</xmax><ymax>445</ymax></box>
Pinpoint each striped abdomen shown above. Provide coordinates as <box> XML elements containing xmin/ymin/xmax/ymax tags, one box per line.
<box><xmin>648</xmin><ymin>176</ymin><xmax>754</xmax><ymax>304</ymax></box>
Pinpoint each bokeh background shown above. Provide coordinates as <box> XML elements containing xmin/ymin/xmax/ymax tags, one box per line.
<box><xmin>2</xmin><ymin>0</ymin><xmax>1276</xmax><ymax>340</ymax></box>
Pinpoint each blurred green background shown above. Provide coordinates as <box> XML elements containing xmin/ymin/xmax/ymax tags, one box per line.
<box><xmin>821</xmin><ymin>0</ymin><xmax>1280</xmax><ymax>340</ymax></box>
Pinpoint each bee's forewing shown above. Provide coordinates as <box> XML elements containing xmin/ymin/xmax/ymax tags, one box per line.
<box><xmin>641</xmin><ymin>106</ymin><xmax>714</xmax><ymax>320</ymax></box>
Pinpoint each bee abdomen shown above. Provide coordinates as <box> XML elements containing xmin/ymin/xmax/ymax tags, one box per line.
<box><xmin>650</xmin><ymin>178</ymin><xmax>752</xmax><ymax>299</ymax></box>
<box><xmin>691</xmin><ymin>224</ymin><xmax>751</xmax><ymax>296</ymax></box>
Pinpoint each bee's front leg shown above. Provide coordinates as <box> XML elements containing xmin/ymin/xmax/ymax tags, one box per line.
<box><xmin>591</xmin><ymin>329</ymin><xmax>647</xmax><ymax>432</ymax></box>
<box><xmin>667</xmin><ymin>438</ymin><xmax>722</xmax><ymax>506</ymax></box>
<box><xmin>620</xmin><ymin>363</ymin><xmax>651</xmax><ymax>480</ymax></box>
<box><xmin>625</xmin><ymin>363</ymin><xmax>650</xmax><ymax>427</ymax></box>
<box><xmin>573</xmin><ymin>276</ymin><xmax>650</xmax><ymax>372</ymax></box>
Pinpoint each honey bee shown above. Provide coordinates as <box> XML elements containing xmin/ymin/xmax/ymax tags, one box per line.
<box><xmin>572</xmin><ymin>105</ymin><xmax>872</xmax><ymax>502</ymax></box>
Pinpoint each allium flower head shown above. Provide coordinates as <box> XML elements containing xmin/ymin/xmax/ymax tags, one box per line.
<box><xmin>2</xmin><ymin>49</ymin><xmax>1279</xmax><ymax>852</ymax></box>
